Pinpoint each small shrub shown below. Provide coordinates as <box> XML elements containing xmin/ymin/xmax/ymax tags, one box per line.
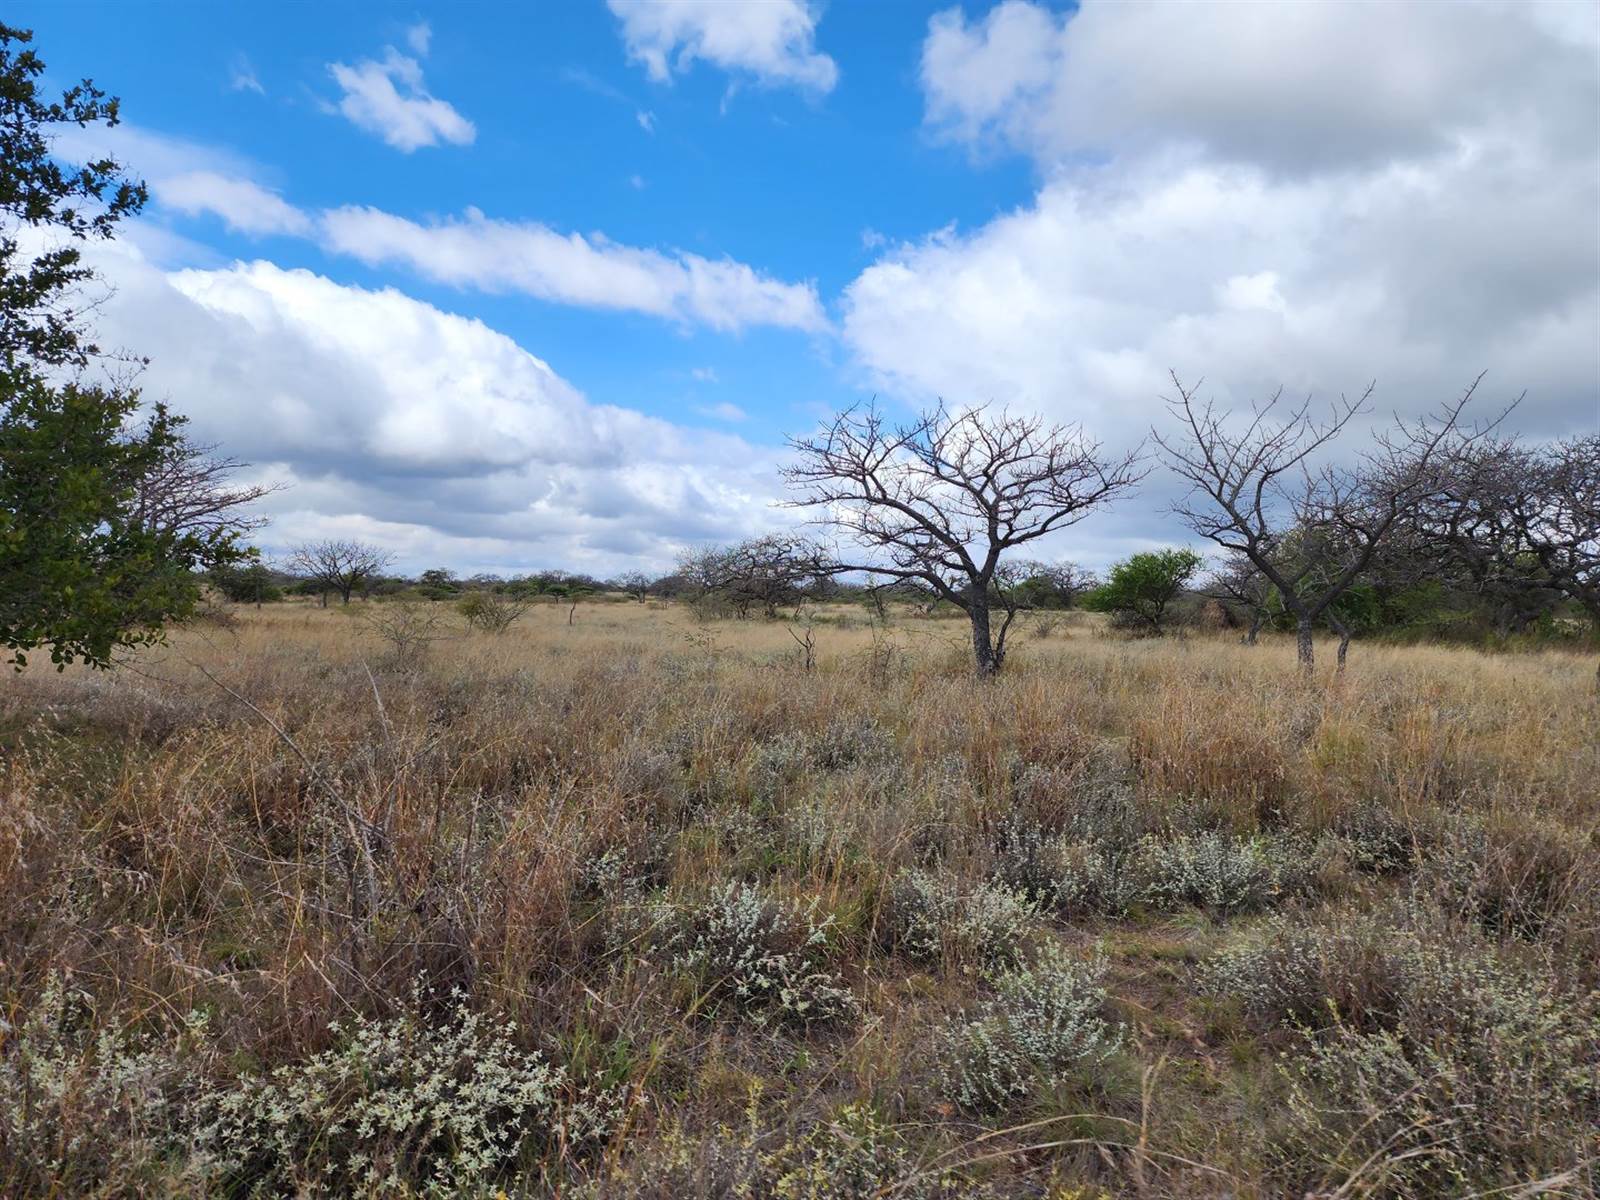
<box><xmin>662</xmin><ymin>883</ymin><xmax>857</xmax><ymax>1026</ymax></box>
<box><xmin>0</xmin><ymin>975</ymin><xmax>210</xmax><ymax>1195</ymax></box>
<box><xmin>363</xmin><ymin>600</ymin><xmax>448</xmax><ymax>664</ymax></box>
<box><xmin>1333</xmin><ymin>800</ymin><xmax>1417</xmax><ymax>875</ymax></box>
<box><xmin>885</xmin><ymin>869</ymin><xmax>1039</xmax><ymax>973</ymax></box>
<box><xmin>458</xmin><ymin>590</ymin><xmax>535</xmax><ymax>634</ymax></box>
<box><xmin>1280</xmin><ymin>942</ymin><xmax>1600</xmax><ymax>1196</ymax></box>
<box><xmin>1140</xmin><ymin>831</ymin><xmax>1291</xmax><ymax>916</ymax></box>
<box><xmin>938</xmin><ymin>945</ymin><xmax>1123</xmax><ymax>1112</ymax></box>
<box><xmin>195</xmin><ymin>990</ymin><xmax>620</xmax><ymax>1195</ymax></box>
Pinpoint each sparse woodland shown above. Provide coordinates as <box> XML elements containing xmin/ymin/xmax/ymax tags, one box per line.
<box><xmin>3</xmin><ymin>15</ymin><xmax>1599</xmax><ymax>1200</ymax></box>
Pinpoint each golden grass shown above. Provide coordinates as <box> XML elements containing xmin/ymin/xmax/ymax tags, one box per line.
<box><xmin>1</xmin><ymin>598</ymin><xmax>1596</xmax><ymax>1196</ymax></box>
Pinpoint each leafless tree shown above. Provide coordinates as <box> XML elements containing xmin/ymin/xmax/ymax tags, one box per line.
<box><xmin>287</xmin><ymin>539</ymin><xmax>394</xmax><ymax>606</ymax></box>
<box><xmin>1417</xmin><ymin>432</ymin><xmax>1599</xmax><ymax>637</ymax></box>
<box><xmin>614</xmin><ymin>570</ymin><xmax>652</xmax><ymax>603</ymax></box>
<box><xmin>1202</xmin><ymin>550</ymin><xmax>1275</xmax><ymax>645</ymax></box>
<box><xmin>678</xmin><ymin>534</ymin><xmax>827</xmax><ymax>619</ymax></box>
<box><xmin>1155</xmin><ymin>372</ymin><xmax>1493</xmax><ymax>675</ymax></box>
<box><xmin>784</xmin><ymin>402</ymin><xmax>1143</xmax><ymax>675</ymax></box>
<box><xmin>130</xmin><ymin>431</ymin><xmax>281</xmax><ymax>540</ymax></box>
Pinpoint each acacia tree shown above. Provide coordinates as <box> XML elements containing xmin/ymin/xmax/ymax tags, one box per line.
<box><xmin>1419</xmin><ymin>433</ymin><xmax>1599</xmax><ymax>636</ymax></box>
<box><xmin>1155</xmin><ymin>373</ymin><xmax>1489</xmax><ymax>675</ymax></box>
<box><xmin>1203</xmin><ymin>550</ymin><xmax>1275</xmax><ymax>644</ymax></box>
<box><xmin>130</xmin><ymin>431</ymin><xmax>279</xmax><ymax>540</ymax></box>
<box><xmin>678</xmin><ymin>534</ymin><xmax>826</xmax><ymax>619</ymax></box>
<box><xmin>288</xmin><ymin>540</ymin><xmax>393</xmax><ymax>605</ymax></box>
<box><xmin>1085</xmin><ymin>548</ymin><xmax>1202</xmax><ymax>636</ymax></box>
<box><xmin>783</xmin><ymin>402</ymin><xmax>1142</xmax><ymax>675</ymax></box>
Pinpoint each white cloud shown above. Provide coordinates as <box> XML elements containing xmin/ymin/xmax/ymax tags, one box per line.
<box><xmin>608</xmin><ymin>0</ymin><xmax>837</xmax><ymax>94</ymax></box>
<box><xmin>50</xmin><ymin>124</ymin><xmax>308</xmax><ymax>240</ymax></box>
<box><xmin>319</xmin><ymin>205</ymin><xmax>828</xmax><ymax>332</ymax></box>
<box><xmin>405</xmin><ymin>21</ymin><xmax>432</xmax><ymax>57</ymax></box>
<box><xmin>228</xmin><ymin>54</ymin><xmax>264</xmax><ymax>95</ymax></box>
<box><xmin>636</xmin><ymin>109</ymin><xmax>656</xmax><ymax>133</ymax></box>
<box><xmin>328</xmin><ymin>46</ymin><xmax>474</xmax><ymax>152</ymax></box>
<box><xmin>157</xmin><ymin>171</ymin><xmax>311</xmax><ymax>237</ymax></box>
<box><xmin>81</xmin><ymin>247</ymin><xmax>792</xmax><ymax>574</ymax></box>
<box><xmin>694</xmin><ymin>401</ymin><xmax>746</xmax><ymax>422</ymax></box>
<box><xmin>844</xmin><ymin>147</ymin><xmax>1597</xmax><ymax>444</ymax></box>
<box><xmin>921</xmin><ymin>0</ymin><xmax>1599</xmax><ymax>173</ymax></box>
<box><xmin>690</xmin><ymin>366</ymin><xmax>719</xmax><ymax>383</ymax></box>
<box><xmin>838</xmin><ymin>0</ymin><xmax>1599</xmax><ymax>559</ymax></box>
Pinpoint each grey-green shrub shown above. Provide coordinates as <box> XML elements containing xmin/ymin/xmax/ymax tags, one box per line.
<box><xmin>194</xmin><ymin>991</ymin><xmax>618</xmax><ymax>1196</ymax></box>
<box><xmin>662</xmin><ymin>882</ymin><xmax>857</xmax><ymax>1026</ymax></box>
<box><xmin>885</xmin><ymin>869</ymin><xmax>1039</xmax><ymax>973</ymax></box>
<box><xmin>0</xmin><ymin>974</ymin><xmax>211</xmax><ymax>1195</ymax></box>
<box><xmin>939</xmin><ymin>945</ymin><xmax>1123</xmax><ymax>1112</ymax></box>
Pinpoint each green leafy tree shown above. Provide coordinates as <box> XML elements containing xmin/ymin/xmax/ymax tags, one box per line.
<box><xmin>1086</xmin><ymin>549</ymin><xmax>1202</xmax><ymax>635</ymax></box>
<box><xmin>0</xmin><ymin>23</ymin><xmax>248</xmax><ymax>668</ymax></box>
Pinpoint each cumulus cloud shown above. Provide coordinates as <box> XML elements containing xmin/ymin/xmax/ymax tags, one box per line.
<box><xmin>921</xmin><ymin>0</ymin><xmax>1599</xmax><ymax>173</ymax></box>
<box><xmin>319</xmin><ymin>205</ymin><xmax>828</xmax><ymax>332</ymax></box>
<box><xmin>837</xmin><ymin>0</ymin><xmax>1599</xmax><ymax>556</ymax></box>
<box><xmin>327</xmin><ymin>44</ymin><xmax>474</xmax><ymax>152</ymax></box>
<box><xmin>82</xmin><ymin>247</ymin><xmax>791</xmax><ymax>574</ymax></box>
<box><xmin>849</xmin><ymin>2</ymin><xmax>1598</xmax><ymax>432</ymax></box>
<box><xmin>608</xmin><ymin>0</ymin><xmax>837</xmax><ymax>94</ymax></box>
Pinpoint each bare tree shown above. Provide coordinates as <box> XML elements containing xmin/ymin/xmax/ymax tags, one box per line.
<box><xmin>1155</xmin><ymin>373</ymin><xmax>1491</xmax><ymax>675</ymax></box>
<box><xmin>287</xmin><ymin>539</ymin><xmax>394</xmax><ymax>606</ymax></box>
<box><xmin>784</xmin><ymin>402</ymin><xmax>1143</xmax><ymax>675</ymax></box>
<box><xmin>1202</xmin><ymin>550</ymin><xmax>1275</xmax><ymax>645</ymax></box>
<box><xmin>614</xmin><ymin>570</ymin><xmax>652</xmax><ymax>603</ymax></box>
<box><xmin>131</xmin><ymin>431</ymin><xmax>281</xmax><ymax>540</ymax></box>
<box><xmin>678</xmin><ymin>534</ymin><xmax>826</xmax><ymax>619</ymax></box>
<box><xmin>1418</xmin><ymin>432</ymin><xmax>1599</xmax><ymax>636</ymax></box>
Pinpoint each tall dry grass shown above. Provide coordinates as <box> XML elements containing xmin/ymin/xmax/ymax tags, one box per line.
<box><xmin>1</xmin><ymin>599</ymin><xmax>1595</xmax><ymax>1196</ymax></box>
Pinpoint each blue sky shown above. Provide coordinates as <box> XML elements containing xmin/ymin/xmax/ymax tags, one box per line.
<box><xmin>11</xmin><ymin>1</ymin><xmax>1598</xmax><ymax>575</ymax></box>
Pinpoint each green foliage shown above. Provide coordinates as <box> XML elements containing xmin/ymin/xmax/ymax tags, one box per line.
<box><xmin>0</xmin><ymin>23</ymin><xmax>148</xmax><ymax>374</ymax></box>
<box><xmin>0</xmin><ymin>382</ymin><xmax>241</xmax><ymax>668</ymax></box>
<box><xmin>1085</xmin><ymin>549</ymin><xmax>1202</xmax><ymax>634</ymax></box>
<box><xmin>0</xmin><ymin>23</ymin><xmax>240</xmax><ymax>668</ymax></box>
<box><xmin>207</xmin><ymin>562</ymin><xmax>279</xmax><ymax>605</ymax></box>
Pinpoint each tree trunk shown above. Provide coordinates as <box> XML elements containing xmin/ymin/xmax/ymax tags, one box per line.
<box><xmin>968</xmin><ymin>602</ymin><xmax>999</xmax><ymax>677</ymax></box>
<box><xmin>1295</xmin><ymin>617</ymin><xmax>1314</xmax><ymax>676</ymax></box>
<box><xmin>319</xmin><ymin>591</ymin><xmax>328</xmax><ymax>608</ymax></box>
<box><xmin>1328</xmin><ymin>615</ymin><xmax>1351</xmax><ymax>674</ymax></box>
<box><xmin>1242</xmin><ymin>609</ymin><xmax>1264</xmax><ymax>646</ymax></box>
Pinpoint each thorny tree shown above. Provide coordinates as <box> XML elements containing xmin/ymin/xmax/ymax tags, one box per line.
<box><xmin>1155</xmin><ymin>372</ymin><xmax>1493</xmax><ymax>675</ymax></box>
<box><xmin>131</xmin><ymin>431</ymin><xmax>280</xmax><ymax>541</ymax></box>
<box><xmin>1419</xmin><ymin>433</ymin><xmax>1599</xmax><ymax>636</ymax></box>
<box><xmin>784</xmin><ymin>403</ymin><xmax>1143</xmax><ymax>675</ymax></box>
<box><xmin>679</xmin><ymin>533</ymin><xmax>827</xmax><ymax>619</ymax></box>
<box><xmin>288</xmin><ymin>540</ymin><xmax>394</xmax><ymax>606</ymax></box>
